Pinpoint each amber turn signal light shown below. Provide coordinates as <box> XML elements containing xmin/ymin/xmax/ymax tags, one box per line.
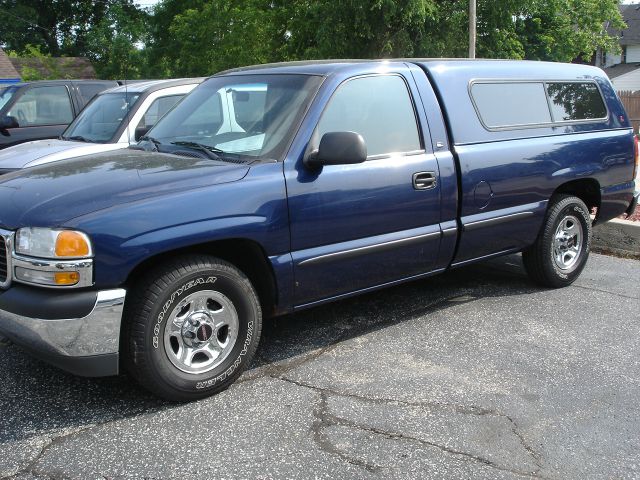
<box><xmin>55</xmin><ymin>231</ymin><xmax>91</xmax><ymax>258</ymax></box>
<box><xmin>54</xmin><ymin>272</ymin><xmax>80</xmax><ymax>286</ymax></box>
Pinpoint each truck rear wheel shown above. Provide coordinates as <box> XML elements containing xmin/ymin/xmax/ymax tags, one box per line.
<box><xmin>522</xmin><ymin>194</ymin><xmax>592</xmax><ymax>288</ymax></box>
<box><xmin>124</xmin><ymin>255</ymin><xmax>262</xmax><ymax>401</ymax></box>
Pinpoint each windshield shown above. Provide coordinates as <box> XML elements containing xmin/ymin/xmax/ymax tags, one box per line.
<box><xmin>147</xmin><ymin>74</ymin><xmax>323</xmax><ymax>162</ymax></box>
<box><xmin>0</xmin><ymin>86</ymin><xmax>19</xmax><ymax>112</ymax></box>
<box><xmin>62</xmin><ymin>92</ymin><xmax>141</xmax><ymax>143</ymax></box>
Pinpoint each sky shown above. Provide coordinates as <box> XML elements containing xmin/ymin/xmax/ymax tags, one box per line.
<box><xmin>133</xmin><ymin>0</ymin><xmax>161</xmax><ymax>9</ymax></box>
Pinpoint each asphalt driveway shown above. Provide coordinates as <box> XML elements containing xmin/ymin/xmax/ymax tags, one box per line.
<box><xmin>1</xmin><ymin>253</ymin><xmax>639</xmax><ymax>479</ymax></box>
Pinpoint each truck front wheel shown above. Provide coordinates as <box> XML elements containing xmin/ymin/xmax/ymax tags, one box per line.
<box><xmin>522</xmin><ymin>194</ymin><xmax>592</xmax><ymax>288</ymax></box>
<box><xmin>124</xmin><ymin>255</ymin><xmax>262</xmax><ymax>401</ymax></box>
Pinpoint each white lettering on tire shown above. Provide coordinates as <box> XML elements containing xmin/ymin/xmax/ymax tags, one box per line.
<box><xmin>195</xmin><ymin>319</ymin><xmax>254</xmax><ymax>390</ymax></box>
<box><xmin>152</xmin><ymin>276</ymin><xmax>217</xmax><ymax>349</ymax></box>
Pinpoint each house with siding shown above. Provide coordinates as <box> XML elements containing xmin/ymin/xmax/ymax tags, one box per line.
<box><xmin>0</xmin><ymin>48</ymin><xmax>21</xmax><ymax>84</ymax></box>
<box><xmin>597</xmin><ymin>4</ymin><xmax>640</xmax><ymax>91</ymax></box>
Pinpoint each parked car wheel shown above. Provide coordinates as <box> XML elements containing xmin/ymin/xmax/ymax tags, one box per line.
<box><xmin>523</xmin><ymin>194</ymin><xmax>592</xmax><ymax>288</ymax></box>
<box><xmin>124</xmin><ymin>255</ymin><xmax>262</xmax><ymax>401</ymax></box>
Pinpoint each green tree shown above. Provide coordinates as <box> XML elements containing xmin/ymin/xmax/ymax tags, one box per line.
<box><xmin>149</xmin><ymin>0</ymin><xmax>285</xmax><ymax>76</ymax></box>
<box><xmin>150</xmin><ymin>0</ymin><xmax>622</xmax><ymax>76</ymax></box>
<box><xmin>513</xmin><ymin>0</ymin><xmax>624</xmax><ymax>62</ymax></box>
<box><xmin>0</xmin><ymin>0</ymin><xmax>136</xmax><ymax>56</ymax></box>
<box><xmin>0</xmin><ymin>0</ymin><xmax>149</xmax><ymax>79</ymax></box>
<box><xmin>283</xmin><ymin>0</ymin><xmax>438</xmax><ymax>59</ymax></box>
<box><xmin>143</xmin><ymin>0</ymin><xmax>209</xmax><ymax>77</ymax></box>
<box><xmin>417</xmin><ymin>0</ymin><xmax>624</xmax><ymax>62</ymax></box>
<box><xmin>84</xmin><ymin>2</ymin><xmax>149</xmax><ymax>78</ymax></box>
<box><xmin>1</xmin><ymin>0</ymin><xmax>624</xmax><ymax>80</ymax></box>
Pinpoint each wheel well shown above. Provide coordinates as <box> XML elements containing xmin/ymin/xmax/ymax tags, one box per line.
<box><xmin>552</xmin><ymin>179</ymin><xmax>601</xmax><ymax>217</ymax></box>
<box><xmin>124</xmin><ymin>239</ymin><xmax>278</xmax><ymax>317</ymax></box>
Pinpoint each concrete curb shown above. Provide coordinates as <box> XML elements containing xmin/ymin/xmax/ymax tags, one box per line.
<box><xmin>592</xmin><ymin>218</ymin><xmax>640</xmax><ymax>259</ymax></box>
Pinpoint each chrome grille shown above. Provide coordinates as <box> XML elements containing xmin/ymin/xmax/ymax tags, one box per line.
<box><xmin>0</xmin><ymin>235</ymin><xmax>6</xmax><ymax>284</ymax></box>
<box><xmin>0</xmin><ymin>230</ymin><xmax>12</xmax><ymax>289</ymax></box>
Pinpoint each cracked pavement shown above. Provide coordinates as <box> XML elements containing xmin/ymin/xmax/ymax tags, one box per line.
<box><xmin>1</xmin><ymin>253</ymin><xmax>639</xmax><ymax>479</ymax></box>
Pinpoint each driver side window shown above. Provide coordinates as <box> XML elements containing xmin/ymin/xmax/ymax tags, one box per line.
<box><xmin>8</xmin><ymin>86</ymin><xmax>74</xmax><ymax>126</ymax></box>
<box><xmin>316</xmin><ymin>75</ymin><xmax>422</xmax><ymax>157</ymax></box>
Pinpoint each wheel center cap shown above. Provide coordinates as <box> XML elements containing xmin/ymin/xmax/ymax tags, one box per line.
<box><xmin>196</xmin><ymin>323</ymin><xmax>214</xmax><ymax>342</ymax></box>
<box><xmin>182</xmin><ymin>312</ymin><xmax>214</xmax><ymax>346</ymax></box>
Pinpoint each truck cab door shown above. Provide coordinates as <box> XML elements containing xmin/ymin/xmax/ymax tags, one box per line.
<box><xmin>0</xmin><ymin>85</ymin><xmax>75</xmax><ymax>148</ymax></box>
<box><xmin>285</xmin><ymin>67</ymin><xmax>443</xmax><ymax>307</ymax></box>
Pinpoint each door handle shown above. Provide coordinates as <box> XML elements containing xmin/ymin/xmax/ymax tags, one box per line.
<box><xmin>413</xmin><ymin>171</ymin><xmax>437</xmax><ymax>190</ymax></box>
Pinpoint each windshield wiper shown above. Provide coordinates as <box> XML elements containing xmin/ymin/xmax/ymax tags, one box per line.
<box><xmin>138</xmin><ymin>135</ymin><xmax>162</xmax><ymax>151</ymax></box>
<box><xmin>171</xmin><ymin>141</ymin><xmax>224</xmax><ymax>160</ymax></box>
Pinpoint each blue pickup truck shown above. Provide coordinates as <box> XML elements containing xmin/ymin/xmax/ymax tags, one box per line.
<box><xmin>0</xmin><ymin>60</ymin><xmax>637</xmax><ymax>401</ymax></box>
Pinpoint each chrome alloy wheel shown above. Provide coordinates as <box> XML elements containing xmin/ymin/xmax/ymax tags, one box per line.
<box><xmin>164</xmin><ymin>290</ymin><xmax>239</xmax><ymax>374</ymax></box>
<box><xmin>552</xmin><ymin>214</ymin><xmax>583</xmax><ymax>271</ymax></box>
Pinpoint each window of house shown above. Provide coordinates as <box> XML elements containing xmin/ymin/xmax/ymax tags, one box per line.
<box><xmin>316</xmin><ymin>75</ymin><xmax>421</xmax><ymax>157</ymax></box>
<box><xmin>8</xmin><ymin>85</ymin><xmax>74</xmax><ymax>126</ymax></box>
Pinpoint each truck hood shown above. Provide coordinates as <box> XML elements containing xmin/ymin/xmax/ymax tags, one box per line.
<box><xmin>0</xmin><ymin>139</ymin><xmax>126</xmax><ymax>170</ymax></box>
<box><xmin>0</xmin><ymin>149</ymin><xmax>250</xmax><ymax>229</ymax></box>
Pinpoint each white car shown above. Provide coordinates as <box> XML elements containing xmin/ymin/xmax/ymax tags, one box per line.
<box><xmin>0</xmin><ymin>78</ymin><xmax>203</xmax><ymax>173</ymax></box>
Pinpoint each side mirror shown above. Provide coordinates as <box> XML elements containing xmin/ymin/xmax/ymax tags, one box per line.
<box><xmin>134</xmin><ymin>125</ymin><xmax>150</xmax><ymax>142</ymax></box>
<box><xmin>304</xmin><ymin>131</ymin><xmax>367</xmax><ymax>169</ymax></box>
<box><xmin>0</xmin><ymin>116</ymin><xmax>19</xmax><ymax>130</ymax></box>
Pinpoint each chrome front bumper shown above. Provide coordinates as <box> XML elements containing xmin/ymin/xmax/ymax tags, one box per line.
<box><xmin>0</xmin><ymin>288</ymin><xmax>126</xmax><ymax>377</ymax></box>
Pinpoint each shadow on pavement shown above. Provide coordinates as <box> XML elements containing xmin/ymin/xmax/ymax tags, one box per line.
<box><xmin>0</xmin><ymin>254</ymin><xmax>543</xmax><ymax>444</ymax></box>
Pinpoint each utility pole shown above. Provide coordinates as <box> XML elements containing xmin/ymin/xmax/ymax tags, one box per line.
<box><xmin>469</xmin><ymin>0</ymin><xmax>476</xmax><ymax>59</ymax></box>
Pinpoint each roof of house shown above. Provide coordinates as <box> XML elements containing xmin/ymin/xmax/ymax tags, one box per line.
<box><xmin>608</xmin><ymin>4</ymin><xmax>640</xmax><ymax>46</ymax></box>
<box><xmin>0</xmin><ymin>48</ymin><xmax>20</xmax><ymax>80</ymax></box>
<box><xmin>604</xmin><ymin>62</ymin><xmax>640</xmax><ymax>79</ymax></box>
<box><xmin>9</xmin><ymin>56</ymin><xmax>97</xmax><ymax>79</ymax></box>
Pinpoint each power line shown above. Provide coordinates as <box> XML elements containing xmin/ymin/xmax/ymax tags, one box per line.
<box><xmin>0</xmin><ymin>9</ymin><xmax>50</xmax><ymax>33</ymax></box>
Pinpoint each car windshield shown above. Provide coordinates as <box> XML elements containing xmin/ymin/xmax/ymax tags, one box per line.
<box><xmin>147</xmin><ymin>74</ymin><xmax>323</xmax><ymax>162</ymax></box>
<box><xmin>0</xmin><ymin>86</ymin><xmax>19</xmax><ymax>111</ymax></box>
<box><xmin>62</xmin><ymin>92</ymin><xmax>141</xmax><ymax>143</ymax></box>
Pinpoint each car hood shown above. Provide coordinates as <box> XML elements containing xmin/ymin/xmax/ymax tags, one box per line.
<box><xmin>0</xmin><ymin>139</ymin><xmax>126</xmax><ymax>170</ymax></box>
<box><xmin>0</xmin><ymin>149</ymin><xmax>250</xmax><ymax>229</ymax></box>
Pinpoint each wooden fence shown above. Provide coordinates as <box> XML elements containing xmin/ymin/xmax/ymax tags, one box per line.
<box><xmin>618</xmin><ymin>90</ymin><xmax>640</xmax><ymax>133</ymax></box>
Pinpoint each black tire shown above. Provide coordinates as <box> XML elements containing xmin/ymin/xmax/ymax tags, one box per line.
<box><xmin>522</xmin><ymin>194</ymin><xmax>592</xmax><ymax>288</ymax></box>
<box><xmin>123</xmin><ymin>255</ymin><xmax>262</xmax><ymax>401</ymax></box>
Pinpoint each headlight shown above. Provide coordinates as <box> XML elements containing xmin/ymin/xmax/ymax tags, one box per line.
<box><xmin>16</xmin><ymin>228</ymin><xmax>92</xmax><ymax>259</ymax></box>
<box><xmin>11</xmin><ymin>228</ymin><xmax>94</xmax><ymax>288</ymax></box>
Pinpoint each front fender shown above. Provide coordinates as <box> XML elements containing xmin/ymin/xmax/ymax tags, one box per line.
<box><xmin>66</xmin><ymin>162</ymin><xmax>290</xmax><ymax>288</ymax></box>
